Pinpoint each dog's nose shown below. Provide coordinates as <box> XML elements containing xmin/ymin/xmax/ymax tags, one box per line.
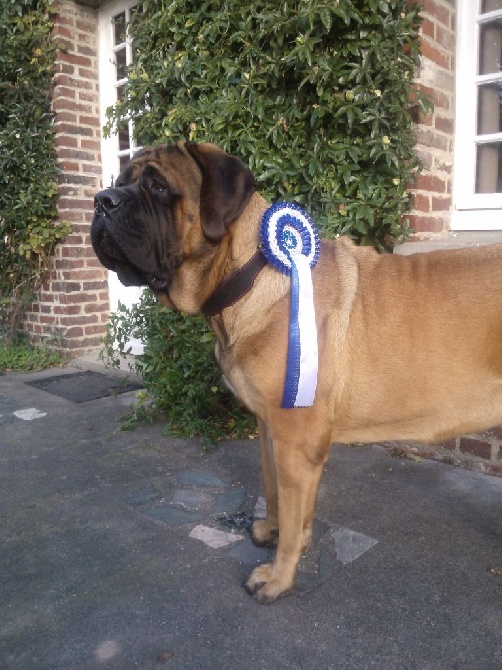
<box><xmin>94</xmin><ymin>188</ymin><xmax>122</xmax><ymax>212</ymax></box>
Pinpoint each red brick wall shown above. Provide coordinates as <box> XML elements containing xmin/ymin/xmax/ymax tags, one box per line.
<box><xmin>387</xmin><ymin>430</ymin><xmax>502</xmax><ymax>478</ymax></box>
<box><xmin>409</xmin><ymin>0</ymin><xmax>455</xmax><ymax>238</ymax></box>
<box><xmin>22</xmin><ymin>0</ymin><xmax>108</xmax><ymax>354</ymax></box>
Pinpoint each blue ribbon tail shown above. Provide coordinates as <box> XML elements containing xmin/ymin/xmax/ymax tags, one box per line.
<box><xmin>282</xmin><ymin>260</ymin><xmax>301</xmax><ymax>408</ymax></box>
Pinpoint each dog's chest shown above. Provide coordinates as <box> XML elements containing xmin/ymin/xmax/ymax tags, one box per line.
<box><xmin>222</xmin><ymin>375</ymin><xmax>238</xmax><ymax>398</ymax></box>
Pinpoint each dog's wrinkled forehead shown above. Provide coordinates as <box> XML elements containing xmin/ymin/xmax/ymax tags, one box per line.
<box><xmin>114</xmin><ymin>160</ymin><xmax>143</xmax><ymax>187</ymax></box>
<box><xmin>115</xmin><ymin>142</ymin><xmax>200</xmax><ymax>194</ymax></box>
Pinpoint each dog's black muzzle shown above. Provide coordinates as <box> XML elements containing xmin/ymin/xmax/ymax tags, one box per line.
<box><xmin>92</xmin><ymin>188</ymin><xmax>135</xmax><ymax>277</ymax></box>
<box><xmin>91</xmin><ymin>188</ymin><xmax>168</xmax><ymax>290</ymax></box>
<box><xmin>94</xmin><ymin>187</ymin><xmax>123</xmax><ymax>214</ymax></box>
<box><xmin>91</xmin><ymin>187</ymin><xmax>173</xmax><ymax>291</ymax></box>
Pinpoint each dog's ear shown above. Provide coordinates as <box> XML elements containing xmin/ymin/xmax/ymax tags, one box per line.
<box><xmin>185</xmin><ymin>141</ymin><xmax>257</xmax><ymax>242</ymax></box>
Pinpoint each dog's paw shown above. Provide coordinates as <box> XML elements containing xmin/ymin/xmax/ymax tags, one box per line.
<box><xmin>243</xmin><ymin>564</ymin><xmax>291</xmax><ymax>604</ymax></box>
<box><xmin>251</xmin><ymin>519</ymin><xmax>278</xmax><ymax>548</ymax></box>
<box><xmin>254</xmin><ymin>580</ymin><xmax>292</xmax><ymax>605</ymax></box>
<box><xmin>243</xmin><ymin>563</ymin><xmax>273</xmax><ymax>594</ymax></box>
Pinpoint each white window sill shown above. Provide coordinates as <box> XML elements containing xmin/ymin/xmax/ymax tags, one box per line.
<box><xmin>394</xmin><ymin>230</ymin><xmax>502</xmax><ymax>255</ymax></box>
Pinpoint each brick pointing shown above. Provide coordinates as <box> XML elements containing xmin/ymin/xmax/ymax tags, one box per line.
<box><xmin>22</xmin><ymin>0</ymin><xmax>108</xmax><ymax>354</ymax></box>
<box><xmin>384</xmin><ymin>432</ymin><xmax>502</xmax><ymax>478</ymax></box>
<box><xmin>409</xmin><ymin>0</ymin><xmax>455</xmax><ymax>238</ymax></box>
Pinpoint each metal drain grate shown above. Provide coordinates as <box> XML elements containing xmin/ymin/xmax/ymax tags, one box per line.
<box><xmin>25</xmin><ymin>370</ymin><xmax>142</xmax><ymax>403</ymax></box>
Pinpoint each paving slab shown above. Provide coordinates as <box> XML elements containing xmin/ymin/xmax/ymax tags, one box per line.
<box><xmin>0</xmin><ymin>367</ymin><xmax>501</xmax><ymax>670</ymax></box>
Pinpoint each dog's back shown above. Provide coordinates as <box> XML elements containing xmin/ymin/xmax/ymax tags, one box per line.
<box><xmin>324</xmin><ymin>241</ymin><xmax>502</xmax><ymax>444</ymax></box>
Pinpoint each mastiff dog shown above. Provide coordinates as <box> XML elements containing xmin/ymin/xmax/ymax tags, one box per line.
<box><xmin>92</xmin><ymin>141</ymin><xmax>502</xmax><ymax>603</ymax></box>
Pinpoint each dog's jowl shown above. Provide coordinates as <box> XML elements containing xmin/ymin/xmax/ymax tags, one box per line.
<box><xmin>92</xmin><ymin>141</ymin><xmax>502</xmax><ymax>603</ymax></box>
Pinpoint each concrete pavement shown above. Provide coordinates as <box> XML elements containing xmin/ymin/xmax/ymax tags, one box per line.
<box><xmin>1</xmin><ymin>364</ymin><xmax>501</xmax><ymax>669</ymax></box>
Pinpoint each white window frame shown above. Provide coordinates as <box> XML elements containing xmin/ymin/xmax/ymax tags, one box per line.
<box><xmin>452</xmin><ymin>1</ymin><xmax>502</xmax><ymax>230</ymax></box>
<box><xmin>99</xmin><ymin>0</ymin><xmax>139</xmax><ymax>188</ymax></box>
<box><xmin>98</xmin><ymin>0</ymin><xmax>143</xmax><ymax>354</ymax></box>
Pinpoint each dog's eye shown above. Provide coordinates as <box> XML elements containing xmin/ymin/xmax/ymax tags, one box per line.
<box><xmin>141</xmin><ymin>167</ymin><xmax>176</xmax><ymax>199</ymax></box>
<box><xmin>147</xmin><ymin>177</ymin><xmax>171</xmax><ymax>197</ymax></box>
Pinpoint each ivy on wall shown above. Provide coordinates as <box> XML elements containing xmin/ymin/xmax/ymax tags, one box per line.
<box><xmin>0</xmin><ymin>0</ymin><xmax>69</xmax><ymax>340</ymax></box>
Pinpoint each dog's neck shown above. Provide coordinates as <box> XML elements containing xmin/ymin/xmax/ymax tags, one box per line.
<box><xmin>159</xmin><ymin>193</ymin><xmax>288</xmax><ymax>319</ymax></box>
<box><xmin>200</xmin><ymin>194</ymin><xmax>269</xmax><ymax>318</ymax></box>
<box><xmin>228</xmin><ymin>192</ymin><xmax>269</xmax><ymax>264</ymax></box>
<box><xmin>200</xmin><ymin>248</ymin><xmax>267</xmax><ymax>317</ymax></box>
<box><xmin>201</xmin><ymin>194</ymin><xmax>268</xmax><ymax>319</ymax></box>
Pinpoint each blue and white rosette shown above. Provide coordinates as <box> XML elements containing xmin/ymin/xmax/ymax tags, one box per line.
<box><xmin>260</xmin><ymin>202</ymin><xmax>320</xmax><ymax>409</ymax></box>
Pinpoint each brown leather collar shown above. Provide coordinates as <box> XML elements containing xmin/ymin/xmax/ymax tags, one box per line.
<box><xmin>201</xmin><ymin>248</ymin><xmax>268</xmax><ymax>318</ymax></box>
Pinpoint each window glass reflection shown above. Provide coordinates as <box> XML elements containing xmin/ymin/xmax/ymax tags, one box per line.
<box><xmin>118</xmin><ymin>124</ymin><xmax>130</xmax><ymax>152</ymax></box>
<box><xmin>476</xmin><ymin>142</ymin><xmax>502</xmax><ymax>192</ymax></box>
<box><xmin>477</xmin><ymin>82</ymin><xmax>502</xmax><ymax>133</ymax></box>
<box><xmin>479</xmin><ymin>19</ymin><xmax>502</xmax><ymax>75</ymax></box>
<box><xmin>115</xmin><ymin>47</ymin><xmax>127</xmax><ymax>81</ymax></box>
<box><xmin>481</xmin><ymin>0</ymin><xmax>502</xmax><ymax>13</ymax></box>
<box><xmin>113</xmin><ymin>12</ymin><xmax>126</xmax><ymax>46</ymax></box>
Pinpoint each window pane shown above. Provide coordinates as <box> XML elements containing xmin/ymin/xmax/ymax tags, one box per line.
<box><xmin>481</xmin><ymin>0</ymin><xmax>502</xmax><ymax>12</ymax></box>
<box><xmin>115</xmin><ymin>47</ymin><xmax>127</xmax><ymax>81</ymax></box>
<box><xmin>118</xmin><ymin>124</ymin><xmax>130</xmax><ymax>152</ymax></box>
<box><xmin>476</xmin><ymin>143</ymin><xmax>502</xmax><ymax>192</ymax></box>
<box><xmin>477</xmin><ymin>82</ymin><xmax>502</xmax><ymax>133</ymax></box>
<box><xmin>478</xmin><ymin>19</ymin><xmax>502</xmax><ymax>74</ymax></box>
<box><xmin>119</xmin><ymin>154</ymin><xmax>131</xmax><ymax>174</ymax></box>
<box><xmin>113</xmin><ymin>12</ymin><xmax>126</xmax><ymax>46</ymax></box>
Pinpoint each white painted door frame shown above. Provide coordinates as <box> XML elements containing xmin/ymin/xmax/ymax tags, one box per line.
<box><xmin>98</xmin><ymin>0</ymin><xmax>143</xmax><ymax>354</ymax></box>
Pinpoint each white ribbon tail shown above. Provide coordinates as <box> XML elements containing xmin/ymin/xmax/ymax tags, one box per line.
<box><xmin>292</xmin><ymin>254</ymin><xmax>318</xmax><ymax>407</ymax></box>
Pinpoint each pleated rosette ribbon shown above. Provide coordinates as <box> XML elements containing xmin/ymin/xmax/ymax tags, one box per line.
<box><xmin>259</xmin><ymin>203</ymin><xmax>320</xmax><ymax>408</ymax></box>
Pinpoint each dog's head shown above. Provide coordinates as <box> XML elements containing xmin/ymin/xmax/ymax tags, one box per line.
<box><xmin>91</xmin><ymin>141</ymin><xmax>256</xmax><ymax>293</ymax></box>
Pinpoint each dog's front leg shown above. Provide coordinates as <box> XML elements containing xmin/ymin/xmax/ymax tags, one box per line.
<box><xmin>251</xmin><ymin>419</ymin><xmax>279</xmax><ymax>548</ymax></box>
<box><xmin>245</xmin><ymin>425</ymin><xmax>328</xmax><ymax>604</ymax></box>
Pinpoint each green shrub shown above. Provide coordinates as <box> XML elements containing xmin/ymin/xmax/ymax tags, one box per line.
<box><xmin>102</xmin><ymin>291</ymin><xmax>257</xmax><ymax>447</ymax></box>
<box><xmin>0</xmin><ymin>1</ymin><xmax>70</xmax><ymax>341</ymax></box>
<box><xmin>104</xmin><ymin>0</ymin><xmax>429</xmax><ymax>442</ymax></box>
<box><xmin>107</xmin><ymin>0</ymin><xmax>428</xmax><ymax>249</ymax></box>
